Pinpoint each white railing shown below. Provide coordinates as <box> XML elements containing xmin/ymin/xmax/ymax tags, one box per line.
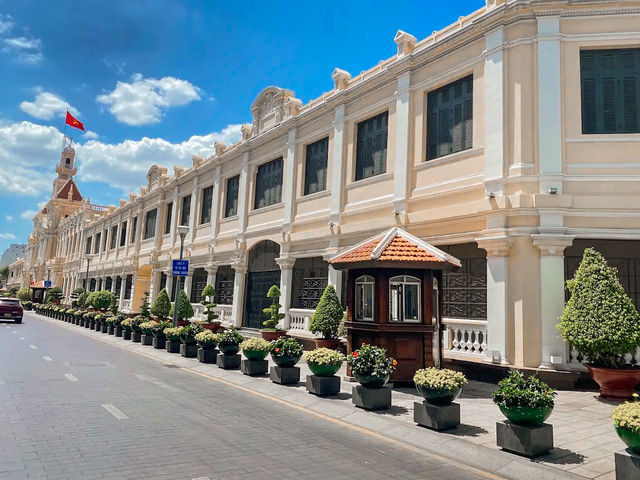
<box><xmin>120</xmin><ymin>299</ymin><xmax>132</xmax><ymax>313</ymax></box>
<box><xmin>442</xmin><ymin>318</ymin><xmax>487</xmax><ymax>361</ymax></box>
<box><xmin>288</xmin><ymin>308</ymin><xmax>315</xmax><ymax>332</ymax></box>
<box><xmin>568</xmin><ymin>344</ymin><xmax>640</xmax><ymax>371</ymax></box>
<box><xmin>213</xmin><ymin>304</ymin><xmax>233</xmax><ymax>324</ymax></box>
<box><xmin>191</xmin><ymin>303</ymin><xmax>205</xmax><ymax>321</ymax></box>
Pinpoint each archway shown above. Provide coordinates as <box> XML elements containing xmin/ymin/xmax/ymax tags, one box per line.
<box><xmin>132</xmin><ymin>264</ymin><xmax>152</xmax><ymax>313</ymax></box>
<box><xmin>244</xmin><ymin>240</ymin><xmax>281</xmax><ymax>328</ymax></box>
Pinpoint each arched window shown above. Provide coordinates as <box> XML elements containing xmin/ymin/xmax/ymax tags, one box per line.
<box><xmin>389</xmin><ymin>275</ymin><xmax>421</xmax><ymax>322</ymax></box>
<box><xmin>355</xmin><ymin>275</ymin><xmax>375</xmax><ymax>321</ymax></box>
<box><xmin>65</xmin><ymin>158</ymin><xmax>71</xmax><ymax>166</ymax></box>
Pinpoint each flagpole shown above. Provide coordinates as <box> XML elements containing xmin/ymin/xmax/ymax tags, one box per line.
<box><xmin>62</xmin><ymin>110</ymin><xmax>68</xmax><ymax>150</ymax></box>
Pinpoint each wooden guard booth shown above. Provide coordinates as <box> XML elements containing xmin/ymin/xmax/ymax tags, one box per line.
<box><xmin>329</xmin><ymin>228</ymin><xmax>460</xmax><ymax>382</ymax></box>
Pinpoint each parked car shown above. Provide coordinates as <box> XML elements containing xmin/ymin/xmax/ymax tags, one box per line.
<box><xmin>0</xmin><ymin>298</ymin><xmax>23</xmax><ymax>323</ymax></box>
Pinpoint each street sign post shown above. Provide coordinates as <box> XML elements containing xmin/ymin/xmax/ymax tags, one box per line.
<box><xmin>172</xmin><ymin>259</ymin><xmax>189</xmax><ymax>277</ymax></box>
<box><xmin>44</xmin><ymin>280</ymin><xmax>52</xmax><ymax>288</ymax></box>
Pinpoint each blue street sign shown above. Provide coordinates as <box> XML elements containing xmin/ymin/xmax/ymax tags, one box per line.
<box><xmin>172</xmin><ymin>259</ymin><xmax>189</xmax><ymax>277</ymax></box>
<box><xmin>44</xmin><ymin>280</ymin><xmax>52</xmax><ymax>288</ymax></box>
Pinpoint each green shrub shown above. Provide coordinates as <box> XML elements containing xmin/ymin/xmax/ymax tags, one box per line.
<box><xmin>491</xmin><ymin>371</ymin><xmax>556</xmax><ymax>409</ymax></box>
<box><xmin>92</xmin><ymin>290</ymin><xmax>115</xmax><ymax>311</ymax></box>
<box><xmin>217</xmin><ymin>327</ymin><xmax>244</xmax><ymax>346</ymax></box>
<box><xmin>240</xmin><ymin>337</ymin><xmax>272</xmax><ymax>353</ymax></box>
<box><xmin>86</xmin><ymin>291</ymin><xmax>98</xmax><ymax>308</ymax></box>
<box><xmin>413</xmin><ymin>368</ymin><xmax>467</xmax><ymax>391</ymax></box>
<box><xmin>169</xmin><ymin>289</ymin><xmax>194</xmax><ymax>320</ymax></box>
<box><xmin>178</xmin><ymin>323</ymin><xmax>204</xmax><ymax>338</ymax></box>
<box><xmin>47</xmin><ymin>287</ymin><xmax>63</xmax><ymax>304</ymax></box>
<box><xmin>310</xmin><ymin>285</ymin><xmax>343</xmax><ymax>339</ymax></box>
<box><xmin>200</xmin><ymin>284</ymin><xmax>219</xmax><ymax>323</ymax></box>
<box><xmin>262</xmin><ymin>285</ymin><xmax>284</xmax><ymax>330</ymax></box>
<box><xmin>16</xmin><ymin>287</ymin><xmax>31</xmax><ymax>301</ymax></box>
<box><xmin>121</xmin><ymin>318</ymin><xmax>132</xmax><ymax>330</ymax></box>
<box><xmin>151</xmin><ymin>289</ymin><xmax>171</xmax><ymax>318</ymax></box>
<box><xmin>347</xmin><ymin>344</ymin><xmax>396</xmax><ymax>378</ymax></box>
<box><xmin>139</xmin><ymin>291</ymin><xmax>151</xmax><ymax>318</ymax></box>
<box><xmin>270</xmin><ymin>337</ymin><xmax>303</xmax><ymax>359</ymax></box>
<box><xmin>163</xmin><ymin>327</ymin><xmax>182</xmax><ymax>341</ymax></box>
<box><xmin>195</xmin><ymin>330</ymin><xmax>218</xmax><ymax>346</ymax></box>
<box><xmin>558</xmin><ymin>248</ymin><xmax>640</xmax><ymax>368</ymax></box>
<box><xmin>305</xmin><ymin>347</ymin><xmax>345</xmax><ymax>366</ymax></box>
<box><xmin>129</xmin><ymin>316</ymin><xmax>146</xmax><ymax>332</ymax></box>
<box><xmin>139</xmin><ymin>321</ymin><xmax>157</xmax><ymax>334</ymax></box>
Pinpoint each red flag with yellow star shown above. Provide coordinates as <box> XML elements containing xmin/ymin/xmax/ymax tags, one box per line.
<box><xmin>65</xmin><ymin>111</ymin><xmax>85</xmax><ymax>131</ymax></box>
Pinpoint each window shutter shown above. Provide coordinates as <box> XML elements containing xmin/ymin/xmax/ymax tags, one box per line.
<box><xmin>304</xmin><ymin>137</ymin><xmax>328</xmax><ymax>195</ymax></box>
<box><xmin>355</xmin><ymin>112</ymin><xmax>388</xmax><ymax>181</ymax></box>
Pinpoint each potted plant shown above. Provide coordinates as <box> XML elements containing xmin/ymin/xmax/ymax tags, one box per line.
<box><xmin>163</xmin><ymin>326</ymin><xmax>182</xmax><ymax>353</ymax></box>
<box><xmin>200</xmin><ymin>284</ymin><xmax>221</xmax><ymax>332</ymax></box>
<box><xmin>150</xmin><ymin>320</ymin><xmax>171</xmax><ymax>348</ymax></box>
<box><xmin>270</xmin><ymin>337</ymin><xmax>303</xmax><ymax>368</ymax></box>
<box><xmin>414</xmin><ymin>368</ymin><xmax>468</xmax><ymax>406</ymax></box>
<box><xmin>348</xmin><ymin>344</ymin><xmax>396</xmax><ymax>388</ymax></box>
<box><xmin>150</xmin><ymin>288</ymin><xmax>171</xmax><ymax>320</ymax></box>
<box><xmin>261</xmin><ymin>285</ymin><xmax>286</xmax><ymax>341</ymax></box>
<box><xmin>139</xmin><ymin>320</ymin><xmax>157</xmax><ymax>345</ymax></box>
<box><xmin>309</xmin><ymin>285</ymin><xmax>343</xmax><ymax>349</ymax></box>
<box><xmin>121</xmin><ymin>318</ymin><xmax>133</xmax><ymax>340</ymax></box>
<box><xmin>105</xmin><ymin>316</ymin><xmax>117</xmax><ymax>335</ymax></box>
<box><xmin>169</xmin><ymin>289</ymin><xmax>194</xmax><ymax>326</ymax></box>
<box><xmin>305</xmin><ymin>347</ymin><xmax>345</xmax><ymax>377</ymax></box>
<box><xmin>84</xmin><ymin>311</ymin><xmax>96</xmax><ymax>330</ymax></box>
<box><xmin>559</xmin><ymin>248</ymin><xmax>640</xmax><ymax>399</ymax></box>
<box><xmin>195</xmin><ymin>330</ymin><xmax>218</xmax><ymax>363</ymax></box>
<box><xmin>217</xmin><ymin>327</ymin><xmax>245</xmax><ymax>355</ymax></box>
<box><xmin>178</xmin><ymin>322</ymin><xmax>203</xmax><ymax>357</ymax></box>
<box><xmin>612</xmin><ymin>394</ymin><xmax>640</xmax><ymax>453</ymax></box>
<box><xmin>491</xmin><ymin>371</ymin><xmax>556</xmax><ymax>426</ymax></box>
<box><xmin>241</xmin><ymin>338</ymin><xmax>272</xmax><ymax>360</ymax></box>
<box><xmin>129</xmin><ymin>316</ymin><xmax>145</xmax><ymax>342</ymax></box>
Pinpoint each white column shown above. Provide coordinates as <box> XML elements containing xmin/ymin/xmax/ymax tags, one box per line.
<box><xmin>118</xmin><ymin>276</ymin><xmax>126</xmax><ymax>309</ymax></box>
<box><xmin>537</xmin><ymin>16</ymin><xmax>563</xmax><ymax>193</ymax></box>
<box><xmin>189</xmin><ymin>177</ymin><xmax>199</xmax><ymax>244</ymax></box>
<box><xmin>393</xmin><ymin>71</ymin><xmax>411</xmax><ymax>215</ymax></box>
<box><xmin>205</xmin><ymin>265</ymin><xmax>217</xmax><ymax>288</ymax></box>
<box><xmin>477</xmin><ymin>236</ymin><xmax>512</xmax><ymax>365</ymax></box>
<box><xmin>150</xmin><ymin>269</ymin><xmax>162</xmax><ymax>302</ymax></box>
<box><xmin>327</xmin><ymin>265</ymin><xmax>344</xmax><ymax>306</ymax></box>
<box><xmin>209</xmin><ymin>166</ymin><xmax>222</xmax><ymax>245</ymax></box>
<box><xmin>236</xmin><ymin>152</ymin><xmax>250</xmax><ymax>243</ymax></box>
<box><xmin>282</xmin><ymin>128</ymin><xmax>297</xmax><ymax>232</ymax></box>
<box><xmin>231</xmin><ymin>264</ymin><xmax>247</xmax><ymax>327</ymax></box>
<box><xmin>184</xmin><ymin>270</ymin><xmax>193</xmax><ymax>297</ymax></box>
<box><xmin>329</xmin><ymin>104</ymin><xmax>346</xmax><ymax>226</ymax></box>
<box><xmin>276</xmin><ymin>257</ymin><xmax>296</xmax><ymax>330</ymax></box>
<box><xmin>169</xmin><ymin>186</ymin><xmax>179</xmax><ymax>251</ymax></box>
<box><xmin>484</xmin><ymin>27</ymin><xmax>505</xmax><ymax>195</ymax></box>
<box><xmin>166</xmin><ymin>274</ymin><xmax>174</xmax><ymax>300</ymax></box>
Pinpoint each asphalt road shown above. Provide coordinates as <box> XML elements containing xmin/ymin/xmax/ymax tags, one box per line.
<box><xmin>0</xmin><ymin>313</ymin><xmax>492</xmax><ymax>480</ymax></box>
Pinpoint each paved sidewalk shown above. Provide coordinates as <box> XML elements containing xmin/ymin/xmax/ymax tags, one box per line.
<box><xmin>33</xmin><ymin>313</ymin><xmax>625</xmax><ymax>479</ymax></box>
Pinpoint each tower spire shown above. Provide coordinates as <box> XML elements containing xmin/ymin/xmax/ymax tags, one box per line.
<box><xmin>51</xmin><ymin>138</ymin><xmax>78</xmax><ymax>200</ymax></box>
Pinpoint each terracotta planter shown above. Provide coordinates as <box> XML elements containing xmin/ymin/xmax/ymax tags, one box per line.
<box><xmin>261</xmin><ymin>330</ymin><xmax>287</xmax><ymax>341</ymax></box>
<box><xmin>202</xmin><ymin>322</ymin><xmax>222</xmax><ymax>333</ymax></box>
<box><xmin>587</xmin><ymin>365</ymin><xmax>640</xmax><ymax>400</ymax></box>
<box><xmin>314</xmin><ymin>338</ymin><xmax>341</xmax><ymax>350</ymax></box>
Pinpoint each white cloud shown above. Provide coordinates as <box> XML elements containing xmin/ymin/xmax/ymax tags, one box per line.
<box><xmin>2</xmin><ymin>35</ymin><xmax>43</xmax><ymax>64</ymax></box>
<box><xmin>21</xmin><ymin>210</ymin><xmax>36</xmax><ymax>219</ymax></box>
<box><xmin>83</xmin><ymin>130</ymin><xmax>98</xmax><ymax>139</ymax></box>
<box><xmin>5</xmin><ymin>215</ymin><xmax>13</xmax><ymax>222</ymax></box>
<box><xmin>20</xmin><ymin>91</ymin><xmax>78</xmax><ymax>120</ymax></box>
<box><xmin>0</xmin><ymin>233</ymin><xmax>16</xmax><ymax>239</ymax></box>
<box><xmin>0</xmin><ymin>14</ymin><xmax>13</xmax><ymax>34</ymax></box>
<box><xmin>96</xmin><ymin>73</ymin><xmax>201</xmax><ymax>126</ymax></box>
<box><xmin>4</xmin><ymin>36</ymin><xmax>41</xmax><ymax>50</ymax></box>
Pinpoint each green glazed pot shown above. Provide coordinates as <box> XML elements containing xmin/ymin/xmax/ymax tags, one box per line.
<box><xmin>180</xmin><ymin>335</ymin><xmax>196</xmax><ymax>345</ymax></box>
<box><xmin>308</xmin><ymin>362</ymin><xmax>341</xmax><ymax>377</ymax></box>
<box><xmin>219</xmin><ymin>343</ymin><xmax>240</xmax><ymax>355</ymax></box>
<box><xmin>615</xmin><ymin>426</ymin><xmax>640</xmax><ymax>453</ymax></box>
<box><xmin>354</xmin><ymin>373</ymin><xmax>390</xmax><ymax>388</ymax></box>
<box><xmin>244</xmin><ymin>349</ymin><xmax>269</xmax><ymax>360</ymax></box>
<box><xmin>198</xmin><ymin>342</ymin><xmax>217</xmax><ymax>351</ymax></box>
<box><xmin>416</xmin><ymin>385</ymin><xmax>462</xmax><ymax>406</ymax></box>
<box><xmin>271</xmin><ymin>354</ymin><xmax>301</xmax><ymax>368</ymax></box>
<box><xmin>499</xmin><ymin>405</ymin><xmax>553</xmax><ymax>426</ymax></box>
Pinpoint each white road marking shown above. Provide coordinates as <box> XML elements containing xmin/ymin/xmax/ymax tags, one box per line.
<box><xmin>12</xmin><ymin>331</ymin><xmax>17</xmax><ymax>334</ymax></box>
<box><xmin>64</xmin><ymin>373</ymin><xmax>79</xmax><ymax>382</ymax></box>
<box><xmin>102</xmin><ymin>404</ymin><xmax>128</xmax><ymax>420</ymax></box>
<box><xmin>19</xmin><ymin>337</ymin><xmax>25</xmax><ymax>340</ymax></box>
<box><xmin>29</xmin><ymin>345</ymin><xmax>37</xmax><ymax>349</ymax></box>
<box><xmin>134</xmin><ymin>373</ymin><xmax>179</xmax><ymax>391</ymax></box>
<box><xmin>42</xmin><ymin>356</ymin><xmax>53</xmax><ymax>362</ymax></box>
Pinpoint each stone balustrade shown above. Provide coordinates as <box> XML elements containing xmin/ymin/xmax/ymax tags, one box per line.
<box><xmin>442</xmin><ymin>318</ymin><xmax>487</xmax><ymax>362</ymax></box>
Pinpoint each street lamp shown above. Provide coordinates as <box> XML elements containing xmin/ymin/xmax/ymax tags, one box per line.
<box><xmin>172</xmin><ymin>225</ymin><xmax>190</xmax><ymax>327</ymax></box>
<box><xmin>82</xmin><ymin>254</ymin><xmax>91</xmax><ymax>309</ymax></box>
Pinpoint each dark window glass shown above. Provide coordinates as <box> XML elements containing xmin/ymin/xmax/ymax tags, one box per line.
<box><xmin>110</xmin><ymin>226</ymin><xmax>117</xmax><ymax>249</ymax></box>
<box><xmin>304</xmin><ymin>137</ymin><xmax>329</xmax><ymax>195</ymax></box>
<box><xmin>124</xmin><ymin>275</ymin><xmax>133</xmax><ymax>299</ymax></box>
<box><xmin>164</xmin><ymin>202</ymin><xmax>173</xmax><ymax>235</ymax></box>
<box><xmin>160</xmin><ymin>272</ymin><xmax>167</xmax><ymax>291</ymax></box>
<box><xmin>581</xmin><ymin>49</ymin><xmax>640</xmax><ymax>134</ymax></box>
<box><xmin>180</xmin><ymin>195</ymin><xmax>191</xmax><ymax>226</ymax></box>
<box><xmin>291</xmin><ymin>257</ymin><xmax>329</xmax><ymax>309</ymax></box>
<box><xmin>103</xmin><ymin>229</ymin><xmax>108</xmax><ymax>250</ymax></box>
<box><xmin>355</xmin><ymin>111</ymin><xmax>388</xmax><ymax>181</ymax></box>
<box><xmin>254</xmin><ymin>157</ymin><xmax>283</xmax><ymax>209</ymax></box>
<box><xmin>224</xmin><ymin>175</ymin><xmax>239</xmax><ymax>218</ymax></box>
<box><xmin>200</xmin><ymin>186</ymin><xmax>213</xmax><ymax>224</ymax></box>
<box><xmin>143</xmin><ymin>208</ymin><xmax>157</xmax><ymax>240</ymax></box>
<box><xmin>85</xmin><ymin>236</ymin><xmax>92</xmax><ymax>254</ymax></box>
<box><xmin>130</xmin><ymin>217</ymin><xmax>137</xmax><ymax>244</ymax></box>
<box><xmin>215</xmin><ymin>265</ymin><xmax>235</xmax><ymax>305</ymax></box>
<box><xmin>115</xmin><ymin>276</ymin><xmax>122</xmax><ymax>295</ymax></box>
<box><xmin>94</xmin><ymin>232</ymin><xmax>101</xmax><ymax>253</ymax></box>
<box><xmin>442</xmin><ymin>257</ymin><xmax>487</xmax><ymax>320</ymax></box>
<box><xmin>105</xmin><ymin>277</ymin><xmax>113</xmax><ymax>291</ymax></box>
<box><xmin>120</xmin><ymin>221</ymin><xmax>127</xmax><ymax>247</ymax></box>
<box><xmin>190</xmin><ymin>268</ymin><xmax>208</xmax><ymax>303</ymax></box>
<box><xmin>427</xmin><ymin>75</ymin><xmax>473</xmax><ymax>160</ymax></box>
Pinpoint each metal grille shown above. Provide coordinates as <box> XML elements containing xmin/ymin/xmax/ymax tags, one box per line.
<box><xmin>300</xmin><ymin>277</ymin><xmax>328</xmax><ymax>309</ymax></box>
<box><xmin>442</xmin><ymin>258</ymin><xmax>486</xmax><ymax>320</ymax></box>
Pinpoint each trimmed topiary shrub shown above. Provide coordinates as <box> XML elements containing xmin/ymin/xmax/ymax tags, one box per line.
<box><xmin>47</xmin><ymin>287</ymin><xmax>63</xmax><ymax>304</ymax></box>
<box><xmin>151</xmin><ymin>288</ymin><xmax>171</xmax><ymax>318</ymax></box>
<box><xmin>92</xmin><ymin>290</ymin><xmax>115</xmax><ymax>311</ymax></box>
<box><xmin>262</xmin><ymin>285</ymin><xmax>284</xmax><ymax>330</ymax></box>
<box><xmin>169</xmin><ymin>289</ymin><xmax>194</xmax><ymax>320</ymax></box>
<box><xmin>201</xmin><ymin>284</ymin><xmax>219</xmax><ymax>323</ymax></box>
<box><xmin>17</xmin><ymin>287</ymin><xmax>31</xmax><ymax>301</ymax></box>
<box><xmin>558</xmin><ymin>248</ymin><xmax>640</xmax><ymax>368</ymax></box>
<box><xmin>310</xmin><ymin>284</ymin><xmax>343</xmax><ymax>339</ymax></box>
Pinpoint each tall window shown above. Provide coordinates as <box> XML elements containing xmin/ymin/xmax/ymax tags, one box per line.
<box><xmin>215</xmin><ymin>265</ymin><xmax>235</xmax><ymax>305</ymax></box>
<box><xmin>119</xmin><ymin>221</ymin><xmax>127</xmax><ymax>247</ymax></box>
<box><xmin>143</xmin><ymin>208</ymin><xmax>157</xmax><ymax>240</ymax></box>
<box><xmin>304</xmin><ymin>137</ymin><xmax>328</xmax><ymax>195</ymax></box>
<box><xmin>224</xmin><ymin>175</ymin><xmax>239</xmax><ymax>218</ymax></box>
<box><xmin>94</xmin><ymin>232</ymin><xmax>101</xmax><ymax>253</ymax></box>
<box><xmin>581</xmin><ymin>49</ymin><xmax>640</xmax><ymax>134</ymax></box>
<box><xmin>190</xmin><ymin>268</ymin><xmax>208</xmax><ymax>303</ymax></box>
<box><xmin>355</xmin><ymin>275</ymin><xmax>375</xmax><ymax>321</ymax></box>
<box><xmin>427</xmin><ymin>75</ymin><xmax>473</xmax><ymax>160</ymax></box>
<box><xmin>389</xmin><ymin>275</ymin><xmax>421</xmax><ymax>322</ymax></box>
<box><xmin>200</xmin><ymin>186</ymin><xmax>213</xmax><ymax>224</ymax></box>
<box><xmin>164</xmin><ymin>202</ymin><xmax>173</xmax><ymax>235</ymax></box>
<box><xmin>110</xmin><ymin>225</ymin><xmax>117</xmax><ymax>249</ymax></box>
<box><xmin>180</xmin><ymin>195</ymin><xmax>191</xmax><ymax>226</ymax></box>
<box><xmin>103</xmin><ymin>229</ymin><xmax>108</xmax><ymax>251</ymax></box>
<box><xmin>130</xmin><ymin>217</ymin><xmax>137</xmax><ymax>244</ymax></box>
<box><xmin>355</xmin><ymin>112</ymin><xmax>388</xmax><ymax>181</ymax></box>
<box><xmin>254</xmin><ymin>157</ymin><xmax>283</xmax><ymax>209</ymax></box>
<box><xmin>85</xmin><ymin>236</ymin><xmax>92</xmax><ymax>254</ymax></box>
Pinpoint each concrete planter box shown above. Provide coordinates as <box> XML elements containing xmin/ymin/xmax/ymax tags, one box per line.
<box><xmin>270</xmin><ymin>366</ymin><xmax>300</xmax><ymax>385</ymax></box>
<box><xmin>615</xmin><ymin>448</ymin><xmax>640</xmax><ymax>480</ymax></box>
<box><xmin>306</xmin><ymin>375</ymin><xmax>341</xmax><ymax>396</ymax></box>
<box><xmin>94</xmin><ymin>322</ymin><xmax>101</xmax><ymax>331</ymax></box>
<box><xmin>496</xmin><ymin>421</ymin><xmax>553</xmax><ymax>457</ymax></box>
<box><xmin>100</xmin><ymin>324</ymin><xmax>108</xmax><ymax>333</ymax></box>
<box><xmin>414</xmin><ymin>401</ymin><xmax>460</xmax><ymax>431</ymax></box>
<box><xmin>197</xmin><ymin>348</ymin><xmax>218</xmax><ymax>363</ymax></box>
<box><xmin>352</xmin><ymin>385</ymin><xmax>392</xmax><ymax>411</ymax></box>
<box><xmin>141</xmin><ymin>334</ymin><xmax>153</xmax><ymax>346</ymax></box>
<box><xmin>217</xmin><ymin>353</ymin><xmax>241</xmax><ymax>369</ymax></box>
<box><xmin>165</xmin><ymin>340</ymin><xmax>180</xmax><ymax>353</ymax></box>
<box><xmin>122</xmin><ymin>330</ymin><xmax>132</xmax><ymax>340</ymax></box>
<box><xmin>107</xmin><ymin>325</ymin><xmax>115</xmax><ymax>335</ymax></box>
<box><xmin>180</xmin><ymin>343</ymin><xmax>197</xmax><ymax>358</ymax></box>
<box><xmin>241</xmin><ymin>358</ymin><xmax>268</xmax><ymax>376</ymax></box>
<box><xmin>152</xmin><ymin>336</ymin><xmax>166</xmax><ymax>349</ymax></box>
<box><xmin>115</xmin><ymin>326</ymin><xmax>123</xmax><ymax>337</ymax></box>
<box><xmin>131</xmin><ymin>331</ymin><xmax>141</xmax><ymax>343</ymax></box>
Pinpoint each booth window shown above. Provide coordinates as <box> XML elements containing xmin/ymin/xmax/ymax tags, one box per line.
<box><xmin>355</xmin><ymin>275</ymin><xmax>375</xmax><ymax>321</ymax></box>
<box><xmin>389</xmin><ymin>275</ymin><xmax>421</xmax><ymax>322</ymax></box>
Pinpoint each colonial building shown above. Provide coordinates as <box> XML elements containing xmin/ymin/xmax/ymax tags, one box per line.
<box><xmin>13</xmin><ymin>0</ymin><xmax>640</xmax><ymax>375</ymax></box>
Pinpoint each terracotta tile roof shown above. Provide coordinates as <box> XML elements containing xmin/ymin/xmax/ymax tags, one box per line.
<box><xmin>330</xmin><ymin>239</ymin><xmax>380</xmax><ymax>264</ymax></box>
<box><xmin>56</xmin><ymin>179</ymin><xmax>83</xmax><ymax>201</ymax></box>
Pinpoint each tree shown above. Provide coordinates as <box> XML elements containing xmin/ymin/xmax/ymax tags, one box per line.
<box><xmin>139</xmin><ymin>291</ymin><xmax>151</xmax><ymax>318</ymax></box>
<box><xmin>262</xmin><ymin>285</ymin><xmax>284</xmax><ymax>330</ymax></box>
<box><xmin>0</xmin><ymin>266</ymin><xmax>8</xmax><ymax>281</ymax></box>
<box><xmin>559</xmin><ymin>248</ymin><xmax>640</xmax><ymax>368</ymax></box>
<box><xmin>16</xmin><ymin>287</ymin><xmax>31</xmax><ymax>301</ymax></box>
<box><xmin>310</xmin><ymin>284</ymin><xmax>343</xmax><ymax>339</ymax></box>
<box><xmin>47</xmin><ymin>287</ymin><xmax>63</xmax><ymax>304</ymax></box>
<box><xmin>169</xmin><ymin>289</ymin><xmax>194</xmax><ymax>320</ymax></box>
<box><xmin>201</xmin><ymin>284</ymin><xmax>218</xmax><ymax>323</ymax></box>
<box><xmin>151</xmin><ymin>288</ymin><xmax>171</xmax><ymax>318</ymax></box>
<box><xmin>92</xmin><ymin>290</ymin><xmax>114</xmax><ymax>311</ymax></box>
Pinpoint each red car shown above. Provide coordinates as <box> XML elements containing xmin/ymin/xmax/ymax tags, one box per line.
<box><xmin>0</xmin><ymin>298</ymin><xmax>23</xmax><ymax>323</ymax></box>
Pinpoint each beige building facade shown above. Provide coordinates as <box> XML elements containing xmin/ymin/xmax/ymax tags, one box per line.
<box><xmin>13</xmin><ymin>0</ymin><xmax>640</xmax><ymax>374</ymax></box>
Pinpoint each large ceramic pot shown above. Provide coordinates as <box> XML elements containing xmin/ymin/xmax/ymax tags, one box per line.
<box><xmin>314</xmin><ymin>338</ymin><xmax>342</xmax><ymax>350</ymax></box>
<box><xmin>308</xmin><ymin>362</ymin><xmax>341</xmax><ymax>377</ymax></box>
<box><xmin>198</xmin><ymin>342</ymin><xmax>217</xmax><ymax>351</ymax></box>
<box><xmin>615</xmin><ymin>426</ymin><xmax>640</xmax><ymax>454</ymax></box>
<box><xmin>416</xmin><ymin>385</ymin><xmax>462</xmax><ymax>406</ymax></box>
<box><xmin>261</xmin><ymin>330</ymin><xmax>287</xmax><ymax>341</ymax></box>
<box><xmin>587</xmin><ymin>365</ymin><xmax>640</xmax><ymax>400</ymax></box>
<box><xmin>498</xmin><ymin>405</ymin><xmax>553</xmax><ymax>426</ymax></box>
<box><xmin>271</xmin><ymin>354</ymin><xmax>301</xmax><ymax>368</ymax></box>
<box><xmin>244</xmin><ymin>349</ymin><xmax>269</xmax><ymax>360</ymax></box>
<box><xmin>180</xmin><ymin>335</ymin><xmax>196</xmax><ymax>346</ymax></box>
<box><xmin>353</xmin><ymin>372</ymin><xmax>390</xmax><ymax>388</ymax></box>
<box><xmin>202</xmin><ymin>322</ymin><xmax>222</xmax><ymax>333</ymax></box>
<box><xmin>219</xmin><ymin>343</ymin><xmax>240</xmax><ymax>355</ymax></box>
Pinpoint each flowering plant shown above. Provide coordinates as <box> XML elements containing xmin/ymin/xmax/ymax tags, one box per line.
<box><xmin>347</xmin><ymin>344</ymin><xmax>396</xmax><ymax>378</ymax></box>
<box><xmin>121</xmin><ymin>318</ymin><xmax>132</xmax><ymax>330</ymax></box>
<box><xmin>178</xmin><ymin>323</ymin><xmax>204</xmax><ymax>338</ymax></box>
<box><xmin>305</xmin><ymin>348</ymin><xmax>345</xmax><ymax>366</ymax></box>
<box><xmin>491</xmin><ymin>372</ymin><xmax>556</xmax><ymax>409</ymax></box>
<box><xmin>163</xmin><ymin>327</ymin><xmax>182</xmax><ymax>341</ymax></box>
<box><xmin>139</xmin><ymin>321</ymin><xmax>157</xmax><ymax>335</ymax></box>
<box><xmin>195</xmin><ymin>330</ymin><xmax>218</xmax><ymax>346</ymax></box>
<box><xmin>129</xmin><ymin>316</ymin><xmax>146</xmax><ymax>332</ymax></box>
<box><xmin>150</xmin><ymin>320</ymin><xmax>171</xmax><ymax>334</ymax></box>
<box><xmin>413</xmin><ymin>368</ymin><xmax>467</xmax><ymax>391</ymax></box>
<box><xmin>217</xmin><ymin>327</ymin><xmax>245</xmax><ymax>346</ymax></box>
<box><xmin>240</xmin><ymin>338</ymin><xmax>272</xmax><ymax>353</ymax></box>
<box><xmin>613</xmin><ymin>394</ymin><xmax>640</xmax><ymax>435</ymax></box>
<box><xmin>270</xmin><ymin>337</ymin><xmax>303</xmax><ymax>358</ymax></box>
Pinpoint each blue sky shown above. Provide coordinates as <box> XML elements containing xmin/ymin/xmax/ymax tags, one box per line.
<box><xmin>0</xmin><ymin>0</ymin><xmax>483</xmax><ymax>254</ymax></box>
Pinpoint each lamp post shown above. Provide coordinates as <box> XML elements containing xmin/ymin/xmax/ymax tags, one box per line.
<box><xmin>82</xmin><ymin>254</ymin><xmax>91</xmax><ymax>309</ymax></box>
<box><xmin>172</xmin><ymin>225</ymin><xmax>190</xmax><ymax>327</ymax></box>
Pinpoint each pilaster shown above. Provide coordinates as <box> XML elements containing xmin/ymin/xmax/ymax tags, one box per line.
<box><xmin>231</xmin><ymin>262</ymin><xmax>247</xmax><ymax>327</ymax></box>
<box><xmin>282</xmin><ymin>128</ymin><xmax>297</xmax><ymax>233</ymax></box>
<box><xmin>329</xmin><ymin>104</ymin><xmax>346</xmax><ymax>226</ymax></box>
<box><xmin>276</xmin><ymin>256</ymin><xmax>296</xmax><ymax>330</ymax></box>
<box><xmin>484</xmin><ymin>27</ymin><xmax>506</xmax><ymax>196</ymax></box>
<box><xmin>189</xmin><ymin>176</ymin><xmax>199</xmax><ymax>244</ymax></box>
<box><xmin>237</xmin><ymin>152</ymin><xmax>250</xmax><ymax>243</ymax></box>
<box><xmin>393</xmin><ymin>71</ymin><xmax>411</xmax><ymax>215</ymax></box>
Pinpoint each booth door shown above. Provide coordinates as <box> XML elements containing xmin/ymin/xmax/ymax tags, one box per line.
<box><xmin>244</xmin><ymin>270</ymin><xmax>281</xmax><ymax>329</ymax></box>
